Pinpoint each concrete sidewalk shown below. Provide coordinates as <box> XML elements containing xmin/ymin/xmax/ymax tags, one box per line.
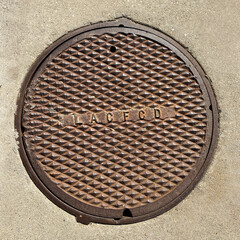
<box><xmin>0</xmin><ymin>1</ymin><xmax>239</xmax><ymax>239</ymax></box>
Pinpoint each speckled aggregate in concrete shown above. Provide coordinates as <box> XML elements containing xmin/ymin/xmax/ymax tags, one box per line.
<box><xmin>0</xmin><ymin>1</ymin><xmax>239</xmax><ymax>239</ymax></box>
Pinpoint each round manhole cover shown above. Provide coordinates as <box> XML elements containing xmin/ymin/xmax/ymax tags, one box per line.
<box><xmin>16</xmin><ymin>18</ymin><xmax>218</xmax><ymax>224</ymax></box>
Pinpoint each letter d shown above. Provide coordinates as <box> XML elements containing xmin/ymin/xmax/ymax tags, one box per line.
<box><xmin>154</xmin><ymin>108</ymin><xmax>161</xmax><ymax>119</ymax></box>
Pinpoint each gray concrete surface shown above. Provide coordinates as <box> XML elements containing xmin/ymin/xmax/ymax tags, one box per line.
<box><xmin>0</xmin><ymin>0</ymin><xmax>239</xmax><ymax>239</ymax></box>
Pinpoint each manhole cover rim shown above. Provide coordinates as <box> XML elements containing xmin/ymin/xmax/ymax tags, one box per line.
<box><xmin>15</xmin><ymin>18</ymin><xmax>219</xmax><ymax>225</ymax></box>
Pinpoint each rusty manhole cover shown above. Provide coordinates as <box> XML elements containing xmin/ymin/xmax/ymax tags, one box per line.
<box><xmin>16</xmin><ymin>18</ymin><xmax>218</xmax><ymax>224</ymax></box>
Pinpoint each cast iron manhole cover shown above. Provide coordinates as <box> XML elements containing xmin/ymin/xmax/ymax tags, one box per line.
<box><xmin>16</xmin><ymin>18</ymin><xmax>218</xmax><ymax>224</ymax></box>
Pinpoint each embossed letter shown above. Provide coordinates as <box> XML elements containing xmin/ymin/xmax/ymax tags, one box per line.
<box><xmin>90</xmin><ymin>114</ymin><xmax>98</xmax><ymax>123</ymax></box>
<box><xmin>154</xmin><ymin>108</ymin><xmax>161</xmax><ymax>119</ymax></box>
<box><xmin>123</xmin><ymin>111</ymin><xmax>129</xmax><ymax>122</ymax></box>
<box><xmin>107</xmin><ymin>113</ymin><xmax>113</xmax><ymax>123</ymax></box>
<box><xmin>139</xmin><ymin>110</ymin><xmax>145</xmax><ymax>120</ymax></box>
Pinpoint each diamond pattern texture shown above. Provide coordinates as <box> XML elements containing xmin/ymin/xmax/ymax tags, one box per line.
<box><xmin>22</xmin><ymin>33</ymin><xmax>207</xmax><ymax>209</ymax></box>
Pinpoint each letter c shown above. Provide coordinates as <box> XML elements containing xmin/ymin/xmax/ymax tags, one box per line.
<box><xmin>107</xmin><ymin>113</ymin><xmax>113</xmax><ymax>123</ymax></box>
<box><xmin>139</xmin><ymin>110</ymin><xmax>145</xmax><ymax>120</ymax></box>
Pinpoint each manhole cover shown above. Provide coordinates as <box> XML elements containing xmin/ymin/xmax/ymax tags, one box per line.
<box><xmin>16</xmin><ymin>18</ymin><xmax>218</xmax><ymax>224</ymax></box>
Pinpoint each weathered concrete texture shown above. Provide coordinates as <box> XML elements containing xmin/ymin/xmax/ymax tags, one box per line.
<box><xmin>0</xmin><ymin>0</ymin><xmax>239</xmax><ymax>239</ymax></box>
